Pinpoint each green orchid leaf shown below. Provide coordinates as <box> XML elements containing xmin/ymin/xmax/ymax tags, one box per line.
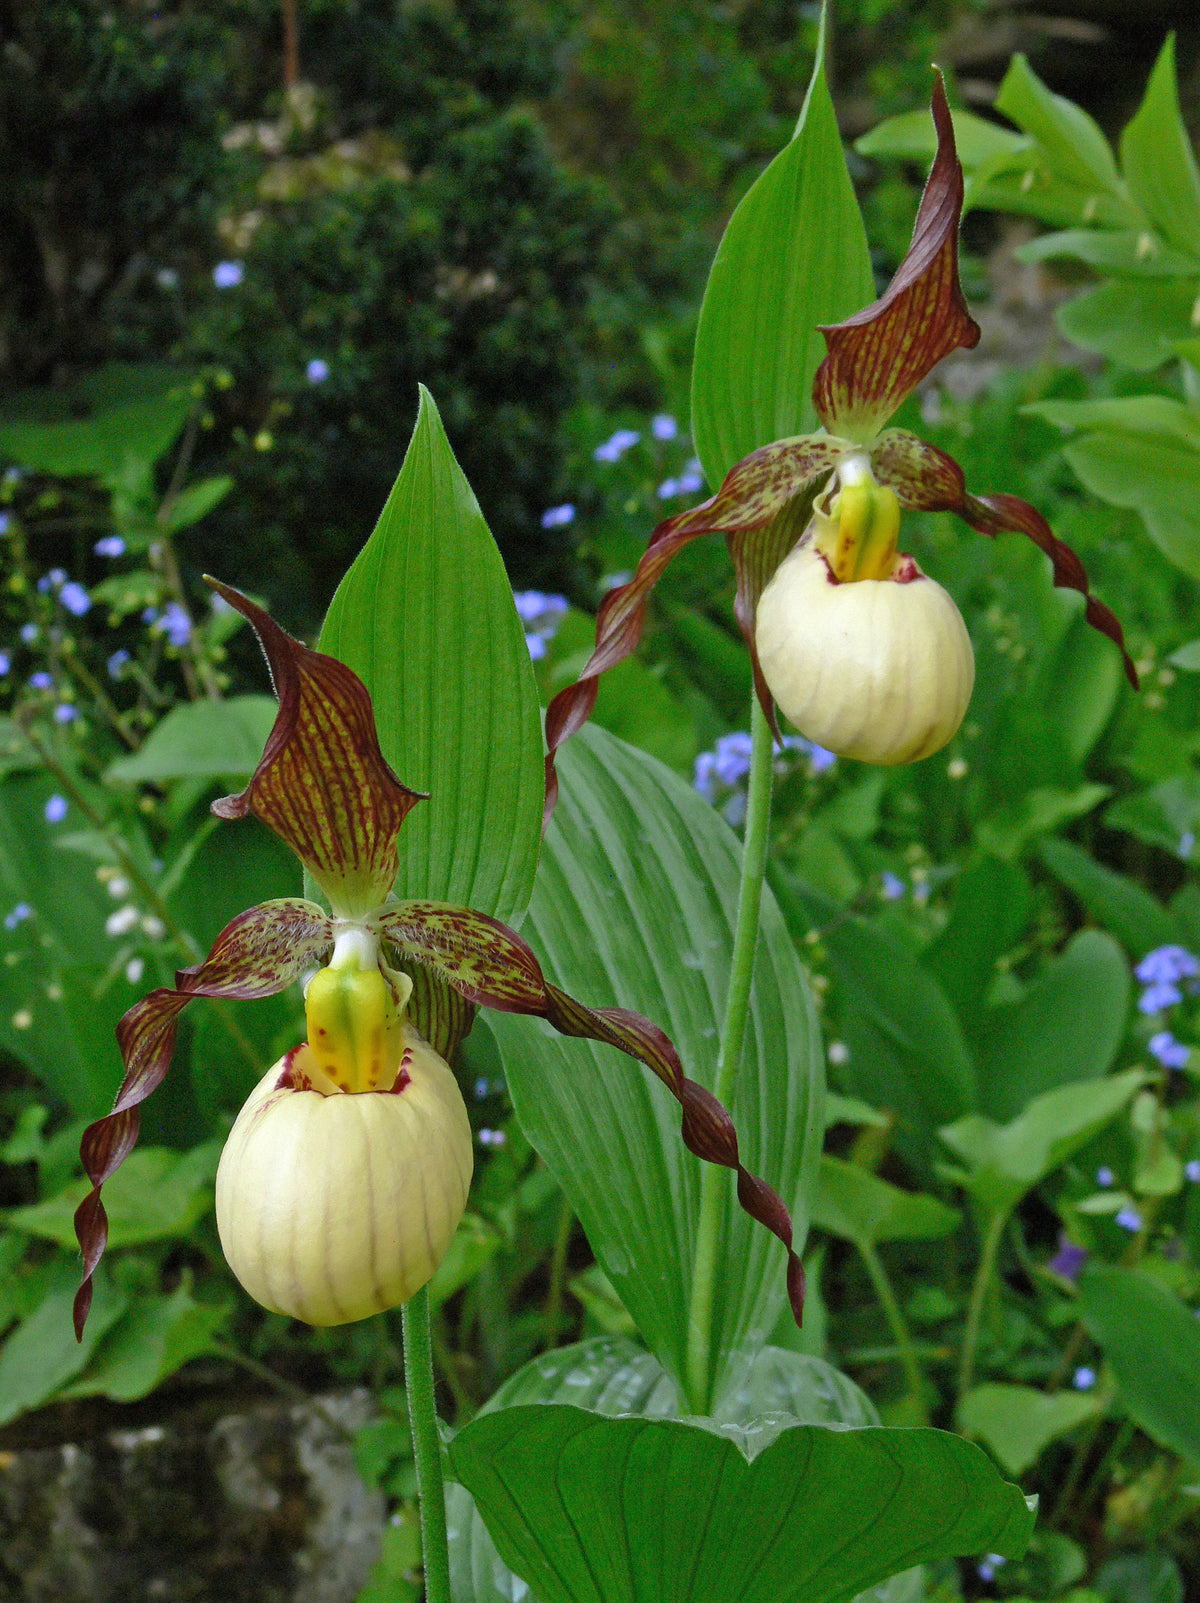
<box><xmin>105</xmin><ymin>696</ymin><xmax>279</xmax><ymax>785</ymax></box>
<box><xmin>921</xmin><ymin>857</ymin><xmax>1032</xmax><ymax>1023</ymax></box>
<box><xmin>1015</xmin><ymin>228</ymin><xmax>1200</xmax><ymax>278</ymax></box>
<box><xmin>939</xmin><ymin>1069</ymin><xmax>1145</xmax><ymax>1217</ymax></box>
<box><xmin>6</xmin><ymin>1141</ymin><xmax>221</xmax><ymax>1249</ymax></box>
<box><xmin>0</xmin><ymin>1261</ymin><xmax>129</xmax><ymax>1427</ymax></box>
<box><xmin>1078</xmin><ymin>1263</ymin><xmax>1200</xmax><ymax>1467</ymax></box>
<box><xmin>690</xmin><ymin>2</ymin><xmax>872</xmax><ymax>483</ymax></box>
<box><xmin>855</xmin><ymin>106</ymin><xmax>1028</xmax><ymax>174</ymax></box>
<box><xmin>319</xmin><ymin>385</ymin><xmax>544</xmax><ymax>927</ymax></box>
<box><xmin>1119</xmin><ymin>36</ymin><xmax>1200</xmax><ymax>259</ymax></box>
<box><xmin>1040</xmin><ymin>838</ymin><xmax>1180</xmax><ymax>957</ymax></box>
<box><xmin>488</xmin><ymin>724</ymin><xmax>823</xmax><ymax>1401</ymax></box>
<box><xmin>976</xmin><ymin>931</ymin><xmax>1130</xmax><ymax>1122</ymax></box>
<box><xmin>61</xmin><ymin>1279</ymin><xmax>230</xmax><ymax>1404</ymax></box>
<box><xmin>958</xmin><ymin>1383</ymin><xmax>1103</xmax><ymax>1477</ymax></box>
<box><xmin>447</xmin><ymin>1338</ymin><xmax>883</xmax><ymax>1603</ymax></box>
<box><xmin>812</xmin><ymin>1155</ymin><xmax>960</xmax><ymax>1248</ymax></box>
<box><xmin>994</xmin><ymin>55</ymin><xmax>1126</xmax><ymax>204</ymax></box>
<box><xmin>1055</xmin><ymin>278</ymin><xmax>1200</xmax><ymax>370</ymax></box>
<box><xmin>448</xmin><ymin>1403</ymin><xmax>1033</xmax><ymax>1603</ymax></box>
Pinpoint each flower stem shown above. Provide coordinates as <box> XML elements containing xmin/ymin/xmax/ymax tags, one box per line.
<box><xmin>402</xmin><ymin>1286</ymin><xmax>452</xmax><ymax>1603</ymax></box>
<box><xmin>684</xmin><ymin>694</ymin><xmax>774</xmax><ymax>1414</ymax></box>
<box><xmin>957</xmin><ymin>1208</ymin><xmax>1007</xmax><ymax>1399</ymax></box>
<box><xmin>857</xmin><ymin>1237</ymin><xmax>929</xmax><ymax>1424</ymax></box>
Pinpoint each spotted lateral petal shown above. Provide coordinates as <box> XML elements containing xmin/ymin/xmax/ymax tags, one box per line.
<box><xmin>543</xmin><ymin>435</ymin><xmax>842</xmax><ymax>825</ymax></box>
<box><xmin>376</xmin><ymin>901</ymin><xmax>805</xmax><ymax>1326</ymax></box>
<box><xmin>870</xmin><ymin>432</ymin><xmax>1138</xmax><ymax>687</ymax></box>
<box><xmin>207</xmin><ymin>579</ymin><xmax>427</xmax><ymax>919</ymax></box>
<box><xmin>74</xmin><ymin>898</ymin><xmax>334</xmax><ymax>1337</ymax></box>
<box><xmin>814</xmin><ymin>73</ymin><xmax>980</xmax><ymax>441</ymax></box>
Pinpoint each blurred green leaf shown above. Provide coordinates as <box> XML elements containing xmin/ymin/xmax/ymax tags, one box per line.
<box><xmin>0</xmin><ymin>1262</ymin><xmax>127</xmax><ymax>1427</ymax></box>
<box><xmin>62</xmin><ymin>1279</ymin><xmax>229</xmax><ymax>1404</ymax></box>
<box><xmin>319</xmin><ymin>384</ymin><xmax>544</xmax><ymax>927</ymax></box>
<box><xmin>939</xmin><ymin>1070</ymin><xmax>1144</xmax><ymax>1216</ymax></box>
<box><xmin>1056</xmin><ymin>278</ymin><xmax>1200</xmax><ymax>371</ymax></box>
<box><xmin>1119</xmin><ymin>36</ymin><xmax>1200</xmax><ymax>258</ymax></box>
<box><xmin>958</xmin><ymin>1384</ymin><xmax>1103</xmax><ymax>1476</ymax></box>
<box><xmin>812</xmin><ymin>1156</ymin><xmax>959</xmax><ymax>1247</ymax></box>
<box><xmin>6</xmin><ymin>1142</ymin><xmax>221</xmax><ymax>1248</ymax></box>
<box><xmin>994</xmin><ymin>55</ymin><xmax>1125</xmax><ymax>203</ymax></box>
<box><xmin>163</xmin><ymin>474</ymin><xmax>234</xmax><ymax>533</ymax></box>
<box><xmin>449</xmin><ymin>1404</ymin><xmax>1033</xmax><ymax>1603</ymax></box>
<box><xmin>855</xmin><ymin>106</ymin><xmax>1027</xmax><ymax>171</ymax></box>
<box><xmin>0</xmin><ymin>391</ymin><xmax>193</xmax><ymax>494</ymax></box>
<box><xmin>1105</xmin><ymin>774</ymin><xmax>1200</xmax><ymax>858</ymax></box>
<box><xmin>690</xmin><ymin>2</ymin><xmax>872</xmax><ymax>484</ymax></box>
<box><xmin>1040</xmin><ymin>837</ymin><xmax>1179</xmax><ymax>954</ymax></box>
<box><xmin>489</xmin><ymin>724</ymin><xmax>823</xmax><ymax>1401</ymax></box>
<box><xmin>1078</xmin><ymin>1263</ymin><xmax>1200</xmax><ymax>1467</ymax></box>
<box><xmin>1016</xmin><ymin>229</ymin><xmax>1199</xmax><ymax>277</ymax></box>
<box><xmin>105</xmin><ymin>696</ymin><xmax>279</xmax><ymax>785</ymax></box>
<box><xmin>976</xmin><ymin>785</ymin><xmax>1110</xmax><ymax>861</ymax></box>
<box><xmin>922</xmin><ymin>856</ymin><xmax>1031</xmax><ymax>1022</ymax></box>
<box><xmin>428</xmin><ymin>1212</ymin><xmax>500</xmax><ymax>1310</ymax></box>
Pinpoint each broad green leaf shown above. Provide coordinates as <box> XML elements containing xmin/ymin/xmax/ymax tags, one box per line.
<box><xmin>1078</xmin><ymin>1263</ymin><xmax>1200</xmax><ymax>1466</ymax></box>
<box><xmin>447</xmin><ymin>1338</ymin><xmax>882</xmax><ymax>1603</ymax></box>
<box><xmin>1120</xmin><ymin>37</ymin><xmax>1200</xmax><ymax>259</ymax></box>
<box><xmin>939</xmin><ymin>1069</ymin><xmax>1144</xmax><ymax>1217</ymax></box>
<box><xmin>489</xmin><ymin>724</ymin><xmax>823</xmax><ymax>1400</ymax></box>
<box><xmin>105</xmin><ymin>696</ymin><xmax>279</xmax><ymax>784</ymax></box>
<box><xmin>1040</xmin><ymin>837</ymin><xmax>1180</xmax><ymax>955</ymax></box>
<box><xmin>922</xmin><ymin>856</ymin><xmax>1031</xmax><ymax>1022</ymax></box>
<box><xmin>1028</xmin><ymin>396</ymin><xmax>1200</xmax><ymax>445</ymax></box>
<box><xmin>163</xmin><ymin>474</ymin><xmax>234</xmax><ymax>534</ymax></box>
<box><xmin>0</xmin><ymin>391</ymin><xmax>193</xmax><ymax>494</ymax></box>
<box><xmin>6</xmin><ymin>1142</ymin><xmax>221</xmax><ymax>1248</ymax></box>
<box><xmin>690</xmin><ymin>4</ymin><xmax>872</xmax><ymax>483</ymax></box>
<box><xmin>812</xmin><ymin>1156</ymin><xmax>960</xmax><ymax>1247</ymax></box>
<box><xmin>427</xmin><ymin>1212</ymin><xmax>501</xmax><ymax>1309</ymax></box>
<box><xmin>0</xmin><ymin>1262</ymin><xmax>127</xmax><ymax>1427</ymax></box>
<box><xmin>1106</xmin><ymin>775</ymin><xmax>1200</xmax><ymax>858</ymax></box>
<box><xmin>449</xmin><ymin>1404</ymin><xmax>1033</xmax><ymax>1603</ymax></box>
<box><xmin>958</xmin><ymin>1384</ymin><xmax>1103</xmax><ymax>1476</ymax></box>
<box><xmin>995</xmin><ymin>56</ymin><xmax>1125</xmax><ymax>202</ymax></box>
<box><xmin>1016</xmin><ymin>228</ymin><xmax>1200</xmax><ymax>278</ymax></box>
<box><xmin>855</xmin><ymin>107</ymin><xmax>1027</xmax><ymax>172</ymax></box>
<box><xmin>976</xmin><ymin>784</ymin><xmax>1110</xmax><ymax>861</ymax></box>
<box><xmin>0</xmin><ymin>771</ymin><xmax>135</xmax><ymax>1119</ymax></box>
<box><xmin>318</xmin><ymin>385</ymin><xmax>543</xmax><ymax>927</ymax></box>
<box><xmin>825</xmin><ymin>1091</ymin><xmax>889</xmax><ymax>1130</ymax></box>
<box><xmin>62</xmin><ymin>1280</ymin><xmax>230</xmax><ymax>1404</ymax></box>
<box><xmin>1043</xmin><ymin>611</ymin><xmax>1124</xmax><ymax>768</ymax></box>
<box><xmin>1060</xmin><ymin>430</ymin><xmax>1200</xmax><ymax>578</ymax></box>
<box><xmin>1056</xmin><ymin>279</ymin><xmax>1200</xmax><ymax>370</ymax></box>
<box><xmin>976</xmin><ymin>931</ymin><xmax>1130</xmax><ymax>1121</ymax></box>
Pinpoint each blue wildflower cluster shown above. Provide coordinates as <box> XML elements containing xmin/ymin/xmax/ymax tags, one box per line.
<box><xmin>693</xmin><ymin>730</ymin><xmax>836</xmax><ymax>827</ymax></box>
<box><xmin>1135</xmin><ymin>945</ymin><xmax>1197</xmax><ymax>1070</ymax></box>
<box><xmin>513</xmin><ymin>591</ymin><xmax>569</xmax><ymax>662</ymax></box>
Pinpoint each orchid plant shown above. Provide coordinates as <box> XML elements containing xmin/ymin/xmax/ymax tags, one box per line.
<box><xmin>543</xmin><ymin>74</ymin><xmax>1136</xmax><ymax>814</ymax></box>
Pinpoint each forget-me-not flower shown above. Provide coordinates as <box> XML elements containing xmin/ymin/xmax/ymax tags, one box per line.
<box><xmin>213</xmin><ymin>261</ymin><xmax>245</xmax><ymax>289</ymax></box>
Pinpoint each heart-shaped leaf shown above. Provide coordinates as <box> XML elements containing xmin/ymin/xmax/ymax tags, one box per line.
<box><xmin>318</xmin><ymin>385</ymin><xmax>544</xmax><ymax>926</ymax></box>
<box><xmin>487</xmin><ymin>723</ymin><xmax>823</xmax><ymax>1401</ymax></box>
<box><xmin>448</xmin><ymin>1403</ymin><xmax>1033</xmax><ymax>1603</ymax></box>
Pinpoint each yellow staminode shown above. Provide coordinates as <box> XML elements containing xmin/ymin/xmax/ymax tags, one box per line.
<box><xmin>304</xmin><ymin>934</ymin><xmax>413</xmax><ymax>1094</ymax></box>
<box><xmin>815</xmin><ymin>475</ymin><xmax>902</xmax><ymax>584</ymax></box>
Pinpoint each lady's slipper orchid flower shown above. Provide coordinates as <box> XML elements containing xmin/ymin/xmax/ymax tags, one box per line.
<box><xmin>543</xmin><ymin>76</ymin><xmax>1135</xmax><ymax>810</ymax></box>
<box><xmin>73</xmin><ymin>581</ymin><xmax>804</xmax><ymax>1337</ymax></box>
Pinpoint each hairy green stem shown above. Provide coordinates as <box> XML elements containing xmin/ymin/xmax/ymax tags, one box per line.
<box><xmin>402</xmin><ymin>1286</ymin><xmax>452</xmax><ymax>1603</ymax></box>
<box><xmin>857</xmin><ymin>1238</ymin><xmax>928</xmax><ymax>1424</ymax></box>
<box><xmin>684</xmin><ymin>695</ymin><xmax>774</xmax><ymax>1414</ymax></box>
<box><xmin>957</xmin><ymin>1209</ymin><xmax>1007</xmax><ymax>1399</ymax></box>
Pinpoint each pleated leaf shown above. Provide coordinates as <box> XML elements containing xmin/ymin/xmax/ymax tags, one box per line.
<box><xmin>449</xmin><ymin>1403</ymin><xmax>1034</xmax><ymax>1603</ymax></box>
<box><xmin>487</xmin><ymin>723</ymin><xmax>823</xmax><ymax>1402</ymax></box>
<box><xmin>690</xmin><ymin>2</ymin><xmax>873</xmax><ymax>485</ymax></box>
<box><xmin>318</xmin><ymin>385</ymin><xmax>544</xmax><ymax>926</ymax></box>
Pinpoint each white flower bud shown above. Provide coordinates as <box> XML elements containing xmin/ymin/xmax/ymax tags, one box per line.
<box><xmin>755</xmin><ymin>541</ymin><xmax>974</xmax><ymax>765</ymax></box>
<box><xmin>215</xmin><ymin>1028</ymin><xmax>473</xmax><ymax>1325</ymax></box>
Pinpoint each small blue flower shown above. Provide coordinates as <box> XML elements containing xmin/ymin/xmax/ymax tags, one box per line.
<box><xmin>1115</xmin><ymin>1206</ymin><xmax>1142</xmax><ymax>1233</ymax></box>
<box><xmin>513</xmin><ymin>591</ymin><xmax>568</xmax><ymax>656</ymax></box>
<box><xmin>0</xmin><ymin>650</ymin><xmax>9</xmax><ymax>675</ymax></box>
<box><xmin>881</xmin><ymin>872</ymin><xmax>906</xmax><ymax>901</ymax></box>
<box><xmin>3</xmin><ymin>902</ymin><xmax>32</xmax><ymax>931</ymax></box>
<box><xmin>694</xmin><ymin>750</ymin><xmax>719</xmax><ymax>802</ymax></box>
<box><xmin>713</xmin><ymin>732</ymin><xmax>754</xmax><ymax>786</ymax></box>
<box><xmin>59</xmin><ymin>582</ymin><xmax>91</xmax><ymax>616</ymax></box>
<box><xmin>19</xmin><ymin>623</ymin><xmax>37</xmax><ymax>644</ymax></box>
<box><xmin>1180</xmin><ymin>831</ymin><xmax>1195</xmax><ymax>859</ymax></box>
<box><xmin>1096</xmin><ymin>1166</ymin><xmax>1114</xmax><ymax>1188</ymax></box>
<box><xmin>108</xmin><ymin>649</ymin><xmax>131</xmax><ymax>679</ymax></box>
<box><xmin>1140</xmin><ymin>981</ymin><xmax>1183</xmax><ymax>1013</ymax></box>
<box><xmin>44</xmin><ymin>794</ymin><xmax>68</xmax><ymax>823</ymax></box>
<box><xmin>159</xmin><ymin>602</ymin><xmax>192</xmax><ymax>647</ymax></box>
<box><xmin>53</xmin><ymin>704</ymin><xmax>78</xmax><ymax>724</ymax></box>
<box><xmin>677</xmin><ymin>470</ymin><xmax>705</xmax><ymax>495</ymax></box>
<box><xmin>213</xmin><ymin>260</ymin><xmax>244</xmax><ymax>289</ymax></box>
<box><xmin>977</xmin><ymin>1555</ymin><xmax>1006</xmax><ymax>1584</ymax></box>
<box><xmin>1149</xmin><ymin>1030</ymin><xmax>1190</xmax><ymax>1070</ymax></box>
<box><xmin>94</xmin><ymin>536</ymin><xmax>126</xmax><ymax>558</ymax></box>
<box><xmin>525</xmin><ymin>633</ymin><xmax>547</xmax><ymax>661</ymax></box>
<box><xmin>651</xmin><ymin>414</ymin><xmax>678</xmax><ymax>441</ymax></box>
<box><xmin>478</xmin><ymin>1128</ymin><xmax>507</xmax><ymax>1148</ymax></box>
<box><xmin>37</xmin><ymin>568</ymin><xmax>67</xmax><ymax>594</ymax></box>
<box><xmin>1072</xmin><ymin>1366</ymin><xmax>1096</xmax><ymax>1390</ymax></box>
<box><xmin>474</xmin><ymin>1077</ymin><xmax>490</xmax><ymax>1099</ymax></box>
<box><xmin>0</xmin><ymin>512</ymin><xmax>10</xmax><ymax>535</ymax></box>
<box><xmin>540</xmin><ymin>504</ymin><xmax>576</xmax><ymax>529</ymax></box>
<box><xmin>142</xmin><ymin>606</ymin><xmax>159</xmax><ymax>625</ymax></box>
<box><xmin>306</xmin><ymin>357</ymin><xmax>330</xmax><ymax>384</ymax></box>
<box><xmin>593</xmin><ymin>428</ymin><xmax>641</xmax><ymax>464</ymax></box>
<box><xmin>809</xmin><ymin>744</ymin><xmax>837</xmax><ymax>774</ymax></box>
<box><xmin>656</xmin><ymin>478</ymin><xmax>680</xmax><ymax>499</ymax></box>
<box><xmin>1136</xmin><ymin>945</ymin><xmax>1200</xmax><ymax>985</ymax></box>
<box><xmin>1186</xmin><ymin>1160</ymin><xmax>1200</xmax><ymax>1184</ymax></box>
<box><xmin>1049</xmin><ymin>1236</ymin><xmax>1088</xmax><ymax>1281</ymax></box>
<box><xmin>29</xmin><ymin>671</ymin><xmax>53</xmax><ymax>691</ymax></box>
